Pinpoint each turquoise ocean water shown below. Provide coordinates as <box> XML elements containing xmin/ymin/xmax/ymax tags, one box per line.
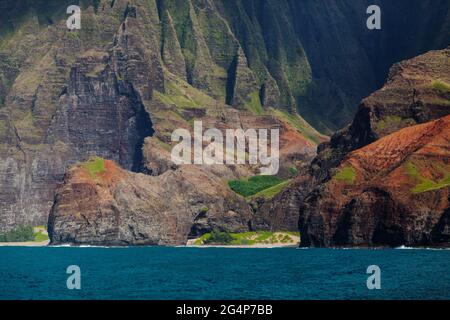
<box><xmin>0</xmin><ymin>247</ymin><xmax>449</xmax><ymax>300</ymax></box>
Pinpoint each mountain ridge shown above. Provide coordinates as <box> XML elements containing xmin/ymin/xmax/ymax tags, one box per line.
<box><xmin>0</xmin><ymin>1</ymin><xmax>449</xmax><ymax>246</ymax></box>
<box><xmin>267</xmin><ymin>48</ymin><xmax>450</xmax><ymax>247</ymax></box>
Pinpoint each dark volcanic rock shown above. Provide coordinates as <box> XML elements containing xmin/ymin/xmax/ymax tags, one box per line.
<box><xmin>46</xmin><ymin>50</ymin><xmax>154</xmax><ymax>171</ymax></box>
<box><xmin>0</xmin><ymin>2</ymin><xmax>166</xmax><ymax>232</ymax></box>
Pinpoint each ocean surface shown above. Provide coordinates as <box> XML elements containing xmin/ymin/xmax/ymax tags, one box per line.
<box><xmin>0</xmin><ymin>247</ymin><xmax>449</xmax><ymax>300</ymax></box>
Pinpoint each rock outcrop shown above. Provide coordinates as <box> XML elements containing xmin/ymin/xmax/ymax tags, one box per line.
<box><xmin>0</xmin><ymin>0</ymin><xmax>325</xmax><ymax>234</ymax></box>
<box><xmin>1</xmin><ymin>1</ymin><xmax>449</xmax><ymax>246</ymax></box>
<box><xmin>48</xmin><ymin>158</ymin><xmax>252</xmax><ymax>246</ymax></box>
<box><xmin>311</xmin><ymin>48</ymin><xmax>450</xmax><ymax>182</ymax></box>
<box><xmin>268</xmin><ymin>48</ymin><xmax>450</xmax><ymax>247</ymax></box>
<box><xmin>300</xmin><ymin>116</ymin><xmax>450</xmax><ymax>247</ymax></box>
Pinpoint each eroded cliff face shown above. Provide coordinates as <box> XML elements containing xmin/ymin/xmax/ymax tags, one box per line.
<box><xmin>268</xmin><ymin>48</ymin><xmax>450</xmax><ymax>247</ymax></box>
<box><xmin>311</xmin><ymin>48</ymin><xmax>450</xmax><ymax>182</ymax></box>
<box><xmin>0</xmin><ymin>1</ymin><xmax>165</xmax><ymax>231</ymax></box>
<box><xmin>0</xmin><ymin>0</ymin><xmax>324</xmax><ymax>235</ymax></box>
<box><xmin>48</xmin><ymin>159</ymin><xmax>253</xmax><ymax>246</ymax></box>
<box><xmin>0</xmin><ymin>0</ymin><xmax>449</xmax><ymax>244</ymax></box>
<box><xmin>300</xmin><ymin>116</ymin><xmax>450</xmax><ymax>247</ymax></box>
<box><xmin>290</xmin><ymin>0</ymin><xmax>450</xmax><ymax>132</ymax></box>
<box><xmin>2</xmin><ymin>0</ymin><xmax>449</xmax><ymax>130</ymax></box>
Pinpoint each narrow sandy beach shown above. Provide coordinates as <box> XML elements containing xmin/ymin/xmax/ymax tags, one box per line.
<box><xmin>0</xmin><ymin>241</ymin><xmax>49</xmax><ymax>247</ymax></box>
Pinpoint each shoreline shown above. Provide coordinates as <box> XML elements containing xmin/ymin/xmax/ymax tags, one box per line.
<box><xmin>0</xmin><ymin>243</ymin><xmax>448</xmax><ymax>250</ymax></box>
<box><xmin>0</xmin><ymin>241</ymin><xmax>448</xmax><ymax>250</ymax></box>
<box><xmin>0</xmin><ymin>240</ymin><xmax>49</xmax><ymax>247</ymax></box>
<box><xmin>185</xmin><ymin>243</ymin><xmax>299</xmax><ymax>249</ymax></box>
<box><xmin>0</xmin><ymin>242</ymin><xmax>298</xmax><ymax>248</ymax></box>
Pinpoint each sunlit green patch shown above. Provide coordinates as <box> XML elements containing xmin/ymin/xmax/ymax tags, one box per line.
<box><xmin>193</xmin><ymin>231</ymin><xmax>300</xmax><ymax>246</ymax></box>
<box><xmin>85</xmin><ymin>63</ymin><xmax>106</xmax><ymax>77</ymax></box>
<box><xmin>81</xmin><ymin>157</ymin><xmax>105</xmax><ymax>177</ymax></box>
<box><xmin>228</xmin><ymin>175</ymin><xmax>288</xmax><ymax>198</ymax></box>
<box><xmin>33</xmin><ymin>225</ymin><xmax>48</xmax><ymax>242</ymax></box>
<box><xmin>66</xmin><ymin>31</ymin><xmax>80</xmax><ymax>40</ymax></box>
<box><xmin>289</xmin><ymin>166</ymin><xmax>299</xmax><ymax>176</ymax></box>
<box><xmin>431</xmin><ymin>80</ymin><xmax>450</xmax><ymax>93</ymax></box>
<box><xmin>406</xmin><ymin>161</ymin><xmax>450</xmax><ymax>193</ymax></box>
<box><xmin>244</xmin><ymin>91</ymin><xmax>264</xmax><ymax>115</ymax></box>
<box><xmin>269</xmin><ymin>108</ymin><xmax>326</xmax><ymax>145</ymax></box>
<box><xmin>250</xmin><ymin>179</ymin><xmax>291</xmax><ymax>200</ymax></box>
<box><xmin>154</xmin><ymin>77</ymin><xmax>215</xmax><ymax>110</ymax></box>
<box><xmin>33</xmin><ymin>231</ymin><xmax>49</xmax><ymax>242</ymax></box>
<box><xmin>0</xmin><ymin>225</ymin><xmax>49</xmax><ymax>243</ymax></box>
<box><xmin>375</xmin><ymin>115</ymin><xmax>402</xmax><ymax>131</ymax></box>
<box><xmin>431</xmin><ymin>98</ymin><xmax>450</xmax><ymax>106</ymax></box>
<box><xmin>153</xmin><ymin>137</ymin><xmax>172</xmax><ymax>152</ymax></box>
<box><xmin>334</xmin><ymin>166</ymin><xmax>356</xmax><ymax>185</ymax></box>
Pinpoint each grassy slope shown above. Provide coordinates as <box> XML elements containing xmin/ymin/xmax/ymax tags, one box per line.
<box><xmin>228</xmin><ymin>175</ymin><xmax>288</xmax><ymax>198</ymax></box>
<box><xmin>81</xmin><ymin>157</ymin><xmax>106</xmax><ymax>177</ymax></box>
<box><xmin>431</xmin><ymin>80</ymin><xmax>450</xmax><ymax>93</ymax></box>
<box><xmin>244</xmin><ymin>91</ymin><xmax>264</xmax><ymax>115</ymax></box>
<box><xmin>250</xmin><ymin>179</ymin><xmax>292</xmax><ymax>199</ymax></box>
<box><xmin>270</xmin><ymin>108</ymin><xmax>326</xmax><ymax>145</ymax></box>
<box><xmin>406</xmin><ymin>161</ymin><xmax>450</xmax><ymax>194</ymax></box>
<box><xmin>334</xmin><ymin>166</ymin><xmax>356</xmax><ymax>185</ymax></box>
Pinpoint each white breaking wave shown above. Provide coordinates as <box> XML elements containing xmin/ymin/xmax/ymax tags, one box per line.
<box><xmin>395</xmin><ymin>245</ymin><xmax>450</xmax><ymax>251</ymax></box>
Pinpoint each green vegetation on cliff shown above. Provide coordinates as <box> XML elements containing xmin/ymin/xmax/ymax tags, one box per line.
<box><xmin>193</xmin><ymin>230</ymin><xmax>300</xmax><ymax>246</ymax></box>
<box><xmin>33</xmin><ymin>230</ymin><xmax>49</xmax><ymax>242</ymax></box>
<box><xmin>155</xmin><ymin>79</ymin><xmax>205</xmax><ymax>109</ymax></box>
<box><xmin>244</xmin><ymin>91</ymin><xmax>264</xmax><ymax>115</ymax></box>
<box><xmin>374</xmin><ymin>115</ymin><xmax>403</xmax><ymax>131</ymax></box>
<box><xmin>250</xmin><ymin>179</ymin><xmax>292</xmax><ymax>199</ymax></box>
<box><xmin>431</xmin><ymin>80</ymin><xmax>450</xmax><ymax>93</ymax></box>
<box><xmin>0</xmin><ymin>118</ymin><xmax>7</xmax><ymax>137</ymax></box>
<box><xmin>406</xmin><ymin>161</ymin><xmax>450</xmax><ymax>193</ymax></box>
<box><xmin>270</xmin><ymin>108</ymin><xmax>325</xmax><ymax>145</ymax></box>
<box><xmin>0</xmin><ymin>225</ymin><xmax>34</xmax><ymax>242</ymax></box>
<box><xmin>0</xmin><ymin>225</ymin><xmax>48</xmax><ymax>242</ymax></box>
<box><xmin>203</xmin><ymin>229</ymin><xmax>234</xmax><ymax>244</ymax></box>
<box><xmin>228</xmin><ymin>175</ymin><xmax>288</xmax><ymax>198</ymax></box>
<box><xmin>334</xmin><ymin>166</ymin><xmax>356</xmax><ymax>185</ymax></box>
<box><xmin>81</xmin><ymin>157</ymin><xmax>105</xmax><ymax>177</ymax></box>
